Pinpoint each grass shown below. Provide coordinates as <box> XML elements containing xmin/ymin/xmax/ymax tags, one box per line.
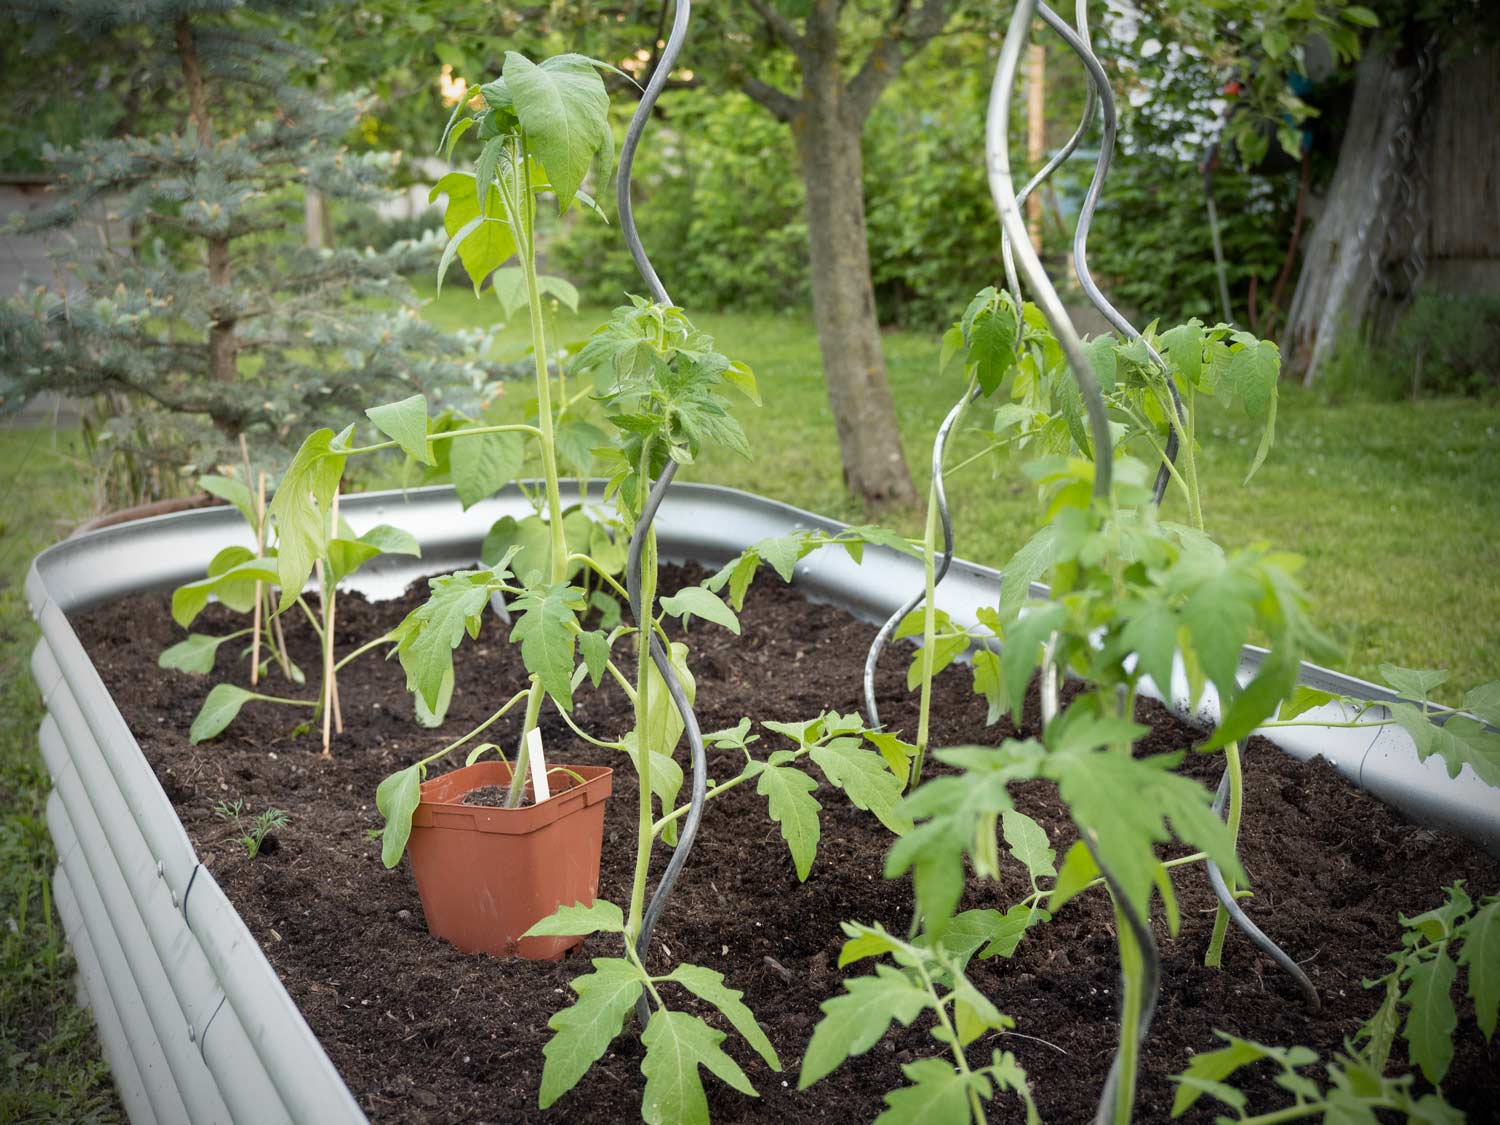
<box><xmin>0</xmin><ymin>428</ymin><xmax>121</xmax><ymax>1122</ymax></box>
<box><xmin>416</xmin><ymin>281</ymin><xmax>1500</xmax><ymax>700</ymax></box>
<box><xmin>0</xmin><ymin>289</ymin><xmax>1494</xmax><ymax>1119</ymax></box>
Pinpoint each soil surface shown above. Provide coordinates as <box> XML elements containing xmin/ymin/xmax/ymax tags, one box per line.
<box><xmin>74</xmin><ymin>562</ymin><xmax>1499</xmax><ymax>1124</ymax></box>
<box><xmin>461</xmin><ymin>786</ymin><xmax>513</xmax><ymax>808</ymax></box>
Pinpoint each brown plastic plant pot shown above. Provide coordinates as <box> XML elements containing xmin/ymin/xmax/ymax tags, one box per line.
<box><xmin>405</xmin><ymin>759</ymin><xmax>613</xmax><ymax>961</ymax></box>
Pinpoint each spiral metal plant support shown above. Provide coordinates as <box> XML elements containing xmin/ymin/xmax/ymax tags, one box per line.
<box><xmin>1047</xmin><ymin>5</ymin><xmax>1317</xmax><ymax>1007</ymax></box>
<box><xmin>860</xmin><ymin>25</ymin><xmax>1098</xmax><ymax>744</ymax></box>
<box><xmin>615</xmin><ymin>0</ymin><xmax>706</xmax><ymax>1017</ymax></box>
<box><xmin>991</xmin><ymin>2</ymin><xmax>1150</xmax><ymax>1119</ymax></box>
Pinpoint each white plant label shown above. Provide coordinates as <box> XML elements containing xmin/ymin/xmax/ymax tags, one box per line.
<box><xmin>526</xmin><ymin>727</ymin><xmax>550</xmax><ymax>804</ymax></box>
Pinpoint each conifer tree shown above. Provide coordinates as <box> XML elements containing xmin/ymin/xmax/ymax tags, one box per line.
<box><xmin>0</xmin><ymin>0</ymin><xmax>487</xmax><ymax>489</ymax></box>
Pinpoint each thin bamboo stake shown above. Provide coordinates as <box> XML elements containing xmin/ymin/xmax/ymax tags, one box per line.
<box><xmin>1026</xmin><ymin>41</ymin><xmax>1047</xmax><ymax>251</ymax></box>
<box><xmin>249</xmin><ymin>471</ymin><xmax>266</xmax><ymax>686</ymax></box>
<box><xmin>319</xmin><ymin>487</ymin><xmax>342</xmax><ymax>755</ymax></box>
<box><xmin>330</xmin><ymin>488</ymin><xmax>343</xmax><ymax>734</ymax></box>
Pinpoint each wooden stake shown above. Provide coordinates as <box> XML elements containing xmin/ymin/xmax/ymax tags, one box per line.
<box><xmin>320</xmin><ymin>487</ymin><xmax>342</xmax><ymax>756</ymax></box>
<box><xmin>1026</xmin><ymin>41</ymin><xmax>1046</xmax><ymax>252</ymax></box>
<box><xmin>249</xmin><ymin>471</ymin><xmax>266</xmax><ymax>687</ymax></box>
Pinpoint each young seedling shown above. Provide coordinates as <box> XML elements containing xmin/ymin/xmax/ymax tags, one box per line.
<box><xmin>799</xmin><ymin>922</ymin><xmax>1040</xmax><ymax>1125</ymax></box>
<box><xmin>1170</xmin><ymin>882</ymin><xmax>1498</xmax><ymax>1123</ymax></box>
<box><xmin>213</xmin><ymin>799</ymin><xmax>290</xmax><ymax>859</ymax></box>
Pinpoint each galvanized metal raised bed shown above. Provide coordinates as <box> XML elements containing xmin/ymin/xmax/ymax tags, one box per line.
<box><xmin>27</xmin><ymin>482</ymin><xmax>1499</xmax><ymax>1124</ymax></box>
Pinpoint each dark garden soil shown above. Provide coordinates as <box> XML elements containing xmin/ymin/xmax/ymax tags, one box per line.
<box><xmin>74</xmin><ymin>563</ymin><xmax>1500</xmax><ymax>1124</ymax></box>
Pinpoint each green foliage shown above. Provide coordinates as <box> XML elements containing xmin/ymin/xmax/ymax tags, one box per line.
<box><xmin>1321</xmin><ymin>291</ymin><xmax>1500</xmax><ymax>402</ymax></box>
<box><xmin>0</xmin><ymin>1</ymin><xmax>488</xmax><ymax>495</ymax></box>
<box><xmin>799</xmin><ymin>922</ymin><xmax>1039</xmax><ymax>1125</ymax></box>
<box><xmin>1172</xmin><ymin>885</ymin><xmax>1496</xmax><ymax>1122</ymax></box>
<box><xmin>519</xmin><ymin>900</ymin><xmax>777</xmax><ymax>1121</ymax></box>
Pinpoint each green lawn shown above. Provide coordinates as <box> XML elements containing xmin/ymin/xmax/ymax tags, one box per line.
<box><xmin>418</xmin><ymin>279</ymin><xmax>1500</xmax><ymax>700</ymax></box>
<box><xmin>0</xmin><ymin>428</ymin><xmax>121</xmax><ymax>1122</ymax></box>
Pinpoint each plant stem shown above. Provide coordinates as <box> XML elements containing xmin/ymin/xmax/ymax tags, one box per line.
<box><xmin>1205</xmin><ymin>739</ymin><xmax>1244</xmax><ymax>967</ymax></box>
<box><xmin>417</xmin><ymin>688</ymin><xmax>531</xmax><ymax>771</ymax></box>
<box><xmin>502</xmin><ymin>136</ymin><xmax>569</xmax><ymax>810</ymax></box>
<box><xmin>338</xmin><ymin>422</ymin><xmax>542</xmax><ymax>456</ymax></box>
<box><xmin>1112</xmin><ymin>899</ymin><xmax>1145</xmax><ymax>1124</ymax></box>
<box><xmin>1234</xmin><ymin>1105</ymin><xmax>1327</xmax><ymax>1125</ymax></box>
<box><xmin>627</xmin><ymin>438</ymin><xmax>658</xmax><ymax>944</ymax></box>
<box><xmin>504</xmin><ymin>678</ymin><xmax>545</xmax><ymax>807</ymax></box>
<box><xmin>917</xmin><ymin>962</ymin><xmax>985</xmax><ymax>1125</ymax></box>
<box><xmin>332</xmin><ymin>631</ymin><xmax>396</xmax><ymax>673</ymax></box>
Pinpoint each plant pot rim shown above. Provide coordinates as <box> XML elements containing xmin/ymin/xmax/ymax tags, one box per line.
<box><xmin>413</xmin><ymin>760</ymin><xmax>613</xmax><ymax>836</ymax></box>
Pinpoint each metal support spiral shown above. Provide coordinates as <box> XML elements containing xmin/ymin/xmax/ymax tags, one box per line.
<box><xmin>992</xmin><ymin>3</ymin><xmax>1152</xmax><ymax>1119</ymax></box>
<box><xmin>615</xmin><ymin>0</ymin><xmax>707</xmax><ymax>1018</ymax></box>
<box><xmin>861</xmin><ymin>11</ymin><xmax>1099</xmax><ymax>743</ymax></box>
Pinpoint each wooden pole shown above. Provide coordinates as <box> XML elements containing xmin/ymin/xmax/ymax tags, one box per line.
<box><xmin>1026</xmin><ymin>40</ymin><xmax>1046</xmax><ymax>253</ymax></box>
<box><xmin>249</xmin><ymin>471</ymin><xmax>266</xmax><ymax>686</ymax></box>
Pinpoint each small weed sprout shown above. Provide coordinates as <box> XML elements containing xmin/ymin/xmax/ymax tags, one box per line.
<box><xmin>214</xmin><ymin>799</ymin><xmax>290</xmax><ymax>859</ymax></box>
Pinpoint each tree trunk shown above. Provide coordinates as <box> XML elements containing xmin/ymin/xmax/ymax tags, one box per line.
<box><xmin>176</xmin><ymin>18</ymin><xmax>238</xmax><ymax>390</ymax></box>
<box><xmin>793</xmin><ymin>77</ymin><xmax>917</xmax><ymax>510</ymax></box>
<box><xmin>1283</xmin><ymin>49</ymin><xmax>1420</xmax><ymax>383</ymax></box>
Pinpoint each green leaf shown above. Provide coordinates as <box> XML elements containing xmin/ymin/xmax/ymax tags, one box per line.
<box><xmin>810</xmin><ymin>738</ymin><xmax>911</xmax><ymax>835</ymax></box>
<box><xmin>641</xmin><ymin>1009</ymin><xmax>756</xmax><ymax>1125</ymax></box>
<box><xmin>429</xmin><ymin>171</ymin><xmax>517</xmax><ymax>293</ymax></box>
<box><xmin>198</xmin><ymin>474</ymin><xmax>255</xmax><ymax>525</ymax></box>
<box><xmin>1244</xmin><ymin>386</ymin><xmax>1277</xmax><ymax>485</ymax></box>
<box><xmin>1389</xmin><ymin>703</ymin><xmax>1500</xmax><ymax>788</ymax></box>
<box><xmin>1182</xmin><ymin>568</ymin><xmax>1257</xmax><ymax>696</ymax></box>
<box><xmin>865</xmin><ymin>730</ymin><xmax>916</xmax><ymax>781</ymax></box>
<box><xmin>269</xmin><ymin>428</ymin><xmax>349</xmax><ymax>612</ymax></box>
<box><xmin>1159</xmin><ymin>320</ymin><xmax>1204</xmax><ymax>388</ymax></box>
<box><xmin>968</xmin><ymin>649</ymin><xmax>1008</xmax><ymax>727</ymax></box>
<box><xmin>799</xmin><ymin>966</ymin><xmax>931</xmax><ymax>1089</ymax></box>
<box><xmin>556</xmin><ymin>419</ymin><xmax>607</xmax><ymax>478</ymax></box>
<box><xmin>415</xmin><ymin>665</ymin><xmax>454</xmax><ymax>729</ymax></box>
<box><xmin>510</xmin><ymin>582</ymin><xmax>585</xmax><ymax>709</ymax></box>
<box><xmin>756</xmin><ymin>534</ymin><xmax>803</xmax><ymax>583</ymax></box>
<box><xmin>490</xmin><ymin>266</ymin><xmax>528</xmax><ymax>319</ymax></box>
<box><xmin>1458</xmin><ymin>900</ymin><xmax>1500</xmax><ymax>1040</ymax></box>
<box><xmin>1223</xmin><ymin>338</ymin><xmax>1279</xmax><ymax>417</ymax></box>
<box><xmin>662</xmin><ymin>964</ymin><xmax>780</xmax><ymax>1070</ymax></box>
<box><xmin>942</xmin><ymin>905</ymin><xmax>1050</xmax><ymax>963</ymax></box>
<box><xmin>905</xmin><ymin>632</ymin><xmax>969</xmax><ymax>692</ymax></box>
<box><xmin>450</xmin><ymin>429</ymin><xmax>525</xmax><ymax>509</ymax></box>
<box><xmin>1462</xmin><ymin>682</ymin><xmax>1500</xmax><ymax>726</ymax></box>
<box><xmin>748</xmin><ymin>761</ymin><xmax>821</xmax><ymax>881</ymax></box>
<box><xmin>874</xmin><ymin>1057</ymin><xmax>988</xmax><ymax>1125</ymax></box>
<box><xmin>1047</xmin><ymin>749</ymin><xmax>1241</xmax><ymax>912</ymax></box>
<box><xmin>1380</xmin><ymin>664</ymin><xmax>1450</xmax><ymax>702</ymax></box>
<box><xmin>396</xmin><ymin>569</ymin><xmax>500</xmax><ymax>711</ymax></box>
<box><xmin>659</xmin><ymin>586</ymin><xmax>740</xmax><ymax>635</ymax></box>
<box><xmin>1000</xmin><ymin>604</ymin><xmax>1067</xmax><ymax>724</ymax></box>
<box><xmin>723</xmin><ymin>359</ymin><xmax>760</xmax><ymax>405</ymax></box>
<box><xmin>326</xmin><ymin>525</ymin><xmax>419</xmax><ymax>585</ymax></box>
<box><xmin>1048</xmin><ymin>840</ymin><xmax>1101</xmax><ymax>911</ymax></box>
<box><xmin>171</xmin><ymin>558</ymin><xmax>279</xmax><ymax>627</ymax></box>
<box><xmin>1170</xmin><ymin>1034</ymin><xmax>1280</xmax><ymax>1117</ymax></box>
<box><xmin>969</xmin><ymin>305</ymin><xmax>1017</xmax><ymax>396</ymax></box>
<box><xmin>644</xmin><ymin>640</ymin><xmax>697</xmax><ymax>761</ymax></box>
<box><xmin>524</xmin><ymin>899</ymin><xmax>625</xmax><ymax>937</ymax></box>
<box><xmin>1203</xmin><ymin>647</ymin><xmax>1299</xmax><ymax>752</ymax></box>
<box><xmin>998</xmin><ymin>525</ymin><xmax>1058</xmax><ymax>623</ymax></box>
<box><xmin>1403</xmin><ymin>946</ymin><xmax>1458</xmax><ymax>1084</ymax></box>
<box><xmin>539</xmin><ymin>958</ymin><xmax>644</xmax><ymax>1109</ymax></box>
<box><xmin>1344</xmin><ymin>5</ymin><xmax>1380</xmax><ymax>27</ymax></box>
<box><xmin>189</xmin><ymin>683</ymin><xmax>255</xmax><ymax>744</ymax></box>
<box><xmin>1001</xmin><ymin>809</ymin><xmax>1056</xmax><ymax>881</ymax></box>
<box><xmin>504</xmin><ymin>53</ymin><xmax>611</xmax><ymax>214</ymax></box>
<box><xmin>1121</xmin><ymin>604</ymin><xmax>1178</xmax><ymax>698</ymax></box>
<box><xmin>376</xmin><ymin>764</ymin><xmax>423</xmax><ymax>868</ymax></box>
<box><xmin>578</xmin><ymin>629</ymin><xmax>610</xmax><ymax>688</ymax></box>
<box><xmin>159</xmin><ymin>632</ymin><xmax>235</xmax><ymax>675</ymax></box>
<box><xmin>366</xmin><ymin>394</ymin><xmax>433</xmax><ymax>466</ymax></box>
<box><xmin>1279</xmin><ymin>684</ymin><xmax>1337</xmax><ymax>722</ymax></box>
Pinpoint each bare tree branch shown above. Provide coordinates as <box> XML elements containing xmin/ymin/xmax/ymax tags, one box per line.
<box><xmin>744</xmin><ymin>0</ymin><xmax>806</xmax><ymax>52</ymax></box>
<box><xmin>737</xmin><ymin>72</ymin><xmax>803</xmax><ymax>123</ymax></box>
<box><xmin>845</xmin><ymin>0</ymin><xmax>952</xmax><ymax>122</ymax></box>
